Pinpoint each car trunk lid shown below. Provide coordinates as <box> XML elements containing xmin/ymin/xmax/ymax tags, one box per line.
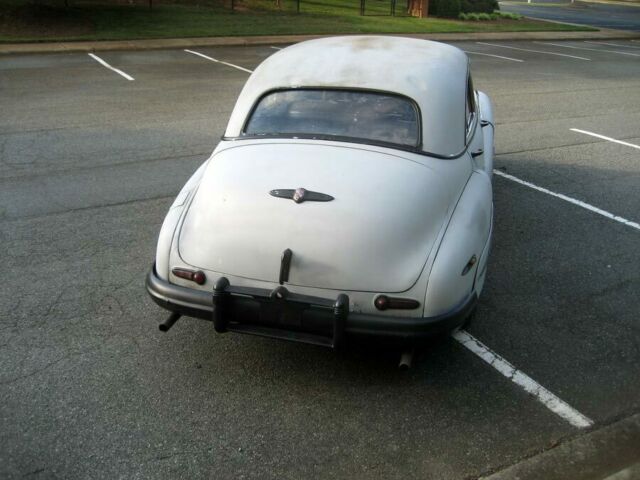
<box><xmin>179</xmin><ymin>142</ymin><xmax>460</xmax><ymax>293</ymax></box>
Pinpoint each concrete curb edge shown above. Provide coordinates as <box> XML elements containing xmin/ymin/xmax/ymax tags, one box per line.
<box><xmin>479</xmin><ymin>413</ymin><xmax>640</xmax><ymax>480</ymax></box>
<box><xmin>1</xmin><ymin>28</ymin><xmax>638</xmax><ymax>55</ymax></box>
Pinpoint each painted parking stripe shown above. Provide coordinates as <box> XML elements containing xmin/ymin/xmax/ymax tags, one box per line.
<box><xmin>536</xmin><ymin>42</ymin><xmax>640</xmax><ymax>58</ymax></box>
<box><xmin>571</xmin><ymin>128</ymin><xmax>640</xmax><ymax>151</ymax></box>
<box><xmin>184</xmin><ymin>49</ymin><xmax>253</xmax><ymax>74</ymax></box>
<box><xmin>270</xmin><ymin>46</ymin><xmax>283</xmax><ymax>50</ymax></box>
<box><xmin>453</xmin><ymin>330</ymin><xmax>594</xmax><ymax>429</ymax></box>
<box><xmin>584</xmin><ymin>41</ymin><xmax>640</xmax><ymax>50</ymax></box>
<box><xmin>464</xmin><ymin>50</ymin><xmax>524</xmax><ymax>62</ymax></box>
<box><xmin>476</xmin><ymin>42</ymin><xmax>590</xmax><ymax>60</ymax></box>
<box><xmin>87</xmin><ymin>53</ymin><xmax>134</xmax><ymax>81</ymax></box>
<box><xmin>494</xmin><ymin>170</ymin><xmax>640</xmax><ymax>231</ymax></box>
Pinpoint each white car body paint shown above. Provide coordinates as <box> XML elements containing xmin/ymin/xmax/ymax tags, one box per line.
<box><xmin>179</xmin><ymin>141</ymin><xmax>469</xmax><ymax>294</ymax></box>
<box><xmin>152</xmin><ymin>36</ymin><xmax>495</xmax><ymax>332</ymax></box>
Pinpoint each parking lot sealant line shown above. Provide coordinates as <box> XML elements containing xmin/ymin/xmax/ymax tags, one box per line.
<box><xmin>0</xmin><ymin>193</ymin><xmax>176</xmax><ymax>224</ymax></box>
<box><xmin>476</xmin><ymin>42</ymin><xmax>591</xmax><ymax>60</ymax></box>
<box><xmin>184</xmin><ymin>49</ymin><xmax>253</xmax><ymax>73</ymax></box>
<box><xmin>452</xmin><ymin>330</ymin><xmax>594</xmax><ymax>429</ymax></box>
<box><xmin>535</xmin><ymin>42</ymin><xmax>640</xmax><ymax>57</ymax></box>
<box><xmin>584</xmin><ymin>40</ymin><xmax>640</xmax><ymax>49</ymax></box>
<box><xmin>571</xmin><ymin>128</ymin><xmax>640</xmax><ymax>151</ymax></box>
<box><xmin>463</xmin><ymin>50</ymin><xmax>524</xmax><ymax>62</ymax></box>
<box><xmin>87</xmin><ymin>53</ymin><xmax>134</xmax><ymax>81</ymax></box>
<box><xmin>493</xmin><ymin>170</ymin><xmax>640</xmax><ymax>231</ymax></box>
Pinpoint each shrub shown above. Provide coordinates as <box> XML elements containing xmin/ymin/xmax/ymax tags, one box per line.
<box><xmin>459</xmin><ymin>9</ymin><xmax>522</xmax><ymax>20</ymax></box>
<box><xmin>498</xmin><ymin>11</ymin><xmax>522</xmax><ymax>19</ymax></box>
<box><xmin>433</xmin><ymin>0</ymin><xmax>461</xmax><ymax>18</ymax></box>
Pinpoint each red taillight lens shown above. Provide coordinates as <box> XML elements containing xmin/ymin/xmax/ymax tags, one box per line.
<box><xmin>375</xmin><ymin>295</ymin><xmax>390</xmax><ymax>310</ymax></box>
<box><xmin>172</xmin><ymin>268</ymin><xmax>206</xmax><ymax>285</ymax></box>
<box><xmin>374</xmin><ymin>295</ymin><xmax>420</xmax><ymax>311</ymax></box>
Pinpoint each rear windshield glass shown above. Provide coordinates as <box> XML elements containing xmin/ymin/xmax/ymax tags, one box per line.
<box><xmin>243</xmin><ymin>89</ymin><xmax>420</xmax><ymax>148</ymax></box>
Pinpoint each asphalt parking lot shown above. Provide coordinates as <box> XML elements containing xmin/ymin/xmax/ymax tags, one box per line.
<box><xmin>501</xmin><ymin>0</ymin><xmax>640</xmax><ymax>32</ymax></box>
<box><xmin>1</xmin><ymin>39</ymin><xmax>639</xmax><ymax>479</ymax></box>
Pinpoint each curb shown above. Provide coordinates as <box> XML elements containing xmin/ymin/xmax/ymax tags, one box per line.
<box><xmin>480</xmin><ymin>413</ymin><xmax>640</xmax><ymax>480</ymax></box>
<box><xmin>0</xmin><ymin>29</ymin><xmax>638</xmax><ymax>55</ymax></box>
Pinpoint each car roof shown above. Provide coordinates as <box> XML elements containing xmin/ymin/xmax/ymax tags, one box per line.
<box><xmin>224</xmin><ymin>36</ymin><xmax>470</xmax><ymax>156</ymax></box>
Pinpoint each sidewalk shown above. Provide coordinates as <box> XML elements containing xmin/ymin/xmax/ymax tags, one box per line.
<box><xmin>481</xmin><ymin>413</ymin><xmax>640</xmax><ymax>480</ymax></box>
<box><xmin>0</xmin><ymin>28</ymin><xmax>638</xmax><ymax>55</ymax></box>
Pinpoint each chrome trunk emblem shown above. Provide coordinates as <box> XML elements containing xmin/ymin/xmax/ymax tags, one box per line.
<box><xmin>269</xmin><ymin>188</ymin><xmax>334</xmax><ymax>203</ymax></box>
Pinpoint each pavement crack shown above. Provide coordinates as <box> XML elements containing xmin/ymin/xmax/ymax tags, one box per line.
<box><xmin>0</xmin><ymin>150</ymin><xmax>210</xmax><ymax>182</ymax></box>
<box><xmin>0</xmin><ymin>193</ymin><xmax>176</xmax><ymax>225</ymax></box>
<box><xmin>22</xmin><ymin>468</ymin><xmax>45</xmax><ymax>477</ymax></box>
<box><xmin>587</xmin><ymin>278</ymin><xmax>638</xmax><ymax>301</ymax></box>
<box><xmin>0</xmin><ymin>345</ymin><xmax>100</xmax><ymax>386</ymax></box>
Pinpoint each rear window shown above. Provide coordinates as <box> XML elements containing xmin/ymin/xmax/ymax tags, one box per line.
<box><xmin>243</xmin><ymin>89</ymin><xmax>420</xmax><ymax>148</ymax></box>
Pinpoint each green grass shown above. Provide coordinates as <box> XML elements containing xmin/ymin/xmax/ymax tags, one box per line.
<box><xmin>0</xmin><ymin>0</ymin><xmax>596</xmax><ymax>43</ymax></box>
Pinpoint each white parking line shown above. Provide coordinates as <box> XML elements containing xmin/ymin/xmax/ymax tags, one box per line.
<box><xmin>476</xmin><ymin>42</ymin><xmax>590</xmax><ymax>60</ymax></box>
<box><xmin>584</xmin><ymin>41</ymin><xmax>640</xmax><ymax>50</ymax></box>
<box><xmin>270</xmin><ymin>46</ymin><xmax>283</xmax><ymax>50</ymax></box>
<box><xmin>184</xmin><ymin>49</ymin><xmax>254</xmax><ymax>73</ymax></box>
<box><xmin>536</xmin><ymin>42</ymin><xmax>640</xmax><ymax>58</ymax></box>
<box><xmin>571</xmin><ymin>128</ymin><xmax>640</xmax><ymax>151</ymax></box>
<box><xmin>494</xmin><ymin>170</ymin><xmax>640</xmax><ymax>231</ymax></box>
<box><xmin>464</xmin><ymin>50</ymin><xmax>524</xmax><ymax>62</ymax></box>
<box><xmin>453</xmin><ymin>330</ymin><xmax>594</xmax><ymax>429</ymax></box>
<box><xmin>87</xmin><ymin>53</ymin><xmax>134</xmax><ymax>81</ymax></box>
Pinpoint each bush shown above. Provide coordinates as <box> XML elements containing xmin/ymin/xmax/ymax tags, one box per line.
<box><xmin>432</xmin><ymin>0</ymin><xmax>461</xmax><ymax>18</ymax></box>
<box><xmin>499</xmin><ymin>11</ymin><xmax>523</xmax><ymax>19</ymax></box>
<box><xmin>460</xmin><ymin>0</ymin><xmax>498</xmax><ymax>13</ymax></box>
<box><xmin>458</xmin><ymin>11</ymin><xmax>480</xmax><ymax>20</ymax></box>
<box><xmin>458</xmin><ymin>10</ymin><xmax>522</xmax><ymax>20</ymax></box>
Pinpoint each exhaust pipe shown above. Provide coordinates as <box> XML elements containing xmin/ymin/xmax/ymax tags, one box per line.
<box><xmin>399</xmin><ymin>349</ymin><xmax>414</xmax><ymax>370</ymax></box>
<box><xmin>159</xmin><ymin>312</ymin><xmax>181</xmax><ymax>332</ymax></box>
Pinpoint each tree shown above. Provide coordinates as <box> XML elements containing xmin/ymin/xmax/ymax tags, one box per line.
<box><xmin>408</xmin><ymin>0</ymin><xmax>428</xmax><ymax>17</ymax></box>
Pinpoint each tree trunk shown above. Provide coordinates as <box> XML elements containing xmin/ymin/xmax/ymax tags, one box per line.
<box><xmin>409</xmin><ymin>0</ymin><xmax>428</xmax><ymax>17</ymax></box>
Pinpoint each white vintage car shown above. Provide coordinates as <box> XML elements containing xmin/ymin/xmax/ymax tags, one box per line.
<box><xmin>147</xmin><ymin>36</ymin><xmax>494</xmax><ymax>349</ymax></box>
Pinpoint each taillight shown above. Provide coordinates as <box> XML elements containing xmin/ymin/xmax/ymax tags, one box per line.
<box><xmin>374</xmin><ymin>295</ymin><xmax>420</xmax><ymax>311</ymax></box>
<box><xmin>172</xmin><ymin>268</ymin><xmax>206</xmax><ymax>285</ymax></box>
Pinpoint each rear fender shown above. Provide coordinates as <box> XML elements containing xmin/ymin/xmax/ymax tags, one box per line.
<box><xmin>155</xmin><ymin>160</ymin><xmax>210</xmax><ymax>280</ymax></box>
<box><xmin>423</xmin><ymin>171</ymin><xmax>492</xmax><ymax>316</ymax></box>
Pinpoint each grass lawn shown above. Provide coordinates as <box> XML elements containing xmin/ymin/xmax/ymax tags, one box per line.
<box><xmin>0</xmin><ymin>0</ymin><xmax>595</xmax><ymax>43</ymax></box>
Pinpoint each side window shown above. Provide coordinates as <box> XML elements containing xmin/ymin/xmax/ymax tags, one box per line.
<box><xmin>466</xmin><ymin>73</ymin><xmax>476</xmax><ymax>134</ymax></box>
